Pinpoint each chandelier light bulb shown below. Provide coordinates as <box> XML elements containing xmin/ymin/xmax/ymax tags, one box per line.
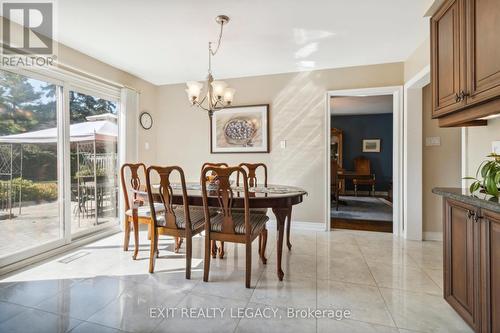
<box><xmin>223</xmin><ymin>88</ymin><xmax>235</xmax><ymax>105</ymax></box>
<box><xmin>185</xmin><ymin>81</ymin><xmax>203</xmax><ymax>102</ymax></box>
<box><xmin>211</xmin><ymin>81</ymin><xmax>228</xmax><ymax>100</ymax></box>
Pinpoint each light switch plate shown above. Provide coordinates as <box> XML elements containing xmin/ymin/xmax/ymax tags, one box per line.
<box><xmin>145</xmin><ymin>142</ymin><xmax>150</xmax><ymax>150</ymax></box>
<box><xmin>425</xmin><ymin>136</ymin><xmax>441</xmax><ymax>146</ymax></box>
<box><xmin>492</xmin><ymin>141</ymin><xmax>500</xmax><ymax>154</ymax></box>
<box><xmin>280</xmin><ymin>140</ymin><xmax>287</xmax><ymax>149</ymax></box>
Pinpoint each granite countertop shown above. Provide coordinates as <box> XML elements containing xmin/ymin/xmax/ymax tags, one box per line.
<box><xmin>432</xmin><ymin>187</ymin><xmax>500</xmax><ymax>213</ymax></box>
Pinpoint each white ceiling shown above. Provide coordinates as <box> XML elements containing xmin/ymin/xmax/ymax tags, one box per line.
<box><xmin>54</xmin><ymin>0</ymin><xmax>430</xmax><ymax>85</ymax></box>
<box><xmin>331</xmin><ymin>95</ymin><xmax>393</xmax><ymax>115</ymax></box>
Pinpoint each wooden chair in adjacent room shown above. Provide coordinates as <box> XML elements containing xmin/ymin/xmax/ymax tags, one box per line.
<box><xmin>120</xmin><ymin>163</ymin><xmax>164</xmax><ymax>260</ymax></box>
<box><xmin>145</xmin><ymin>165</ymin><xmax>210</xmax><ymax>278</ymax></box>
<box><xmin>201</xmin><ymin>165</ymin><xmax>269</xmax><ymax>288</ymax></box>
<box><xmin>352</xmin><ymin>156</ymin><xmax>376</xmax><ymax>196</ymax></box>
<box><xmin>331</xmin><ymin>161</ymin><xmax>341</xmax><ymax>211</ymax></box>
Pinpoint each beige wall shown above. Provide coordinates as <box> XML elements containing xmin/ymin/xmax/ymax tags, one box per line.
<box><xmin>153</xmin><ymin>63</ymin><xmax>404</xmax><ymax>223</ymax></box>
<box><xmin>422</xmin><ymin>84</ymin><xmax>461</xmax><ymax>233</ymax></box>
<box><xmin>404</xmin><ymin>37</ymin><xmax>430</xmax><ymax>82</ymax></box>
<box><xmin>465</xmin><ymin>117</ymin><xmax>500</xmax><ymax>179</ymax></box>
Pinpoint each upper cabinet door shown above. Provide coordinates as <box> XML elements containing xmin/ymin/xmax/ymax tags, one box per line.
<box><xmin>431</xmin><ymin>0</ymin><xmax>466</xmax><ymax>117</ymax></box>
<box><xmin>466</xmin><ymin>0</ymin><xmax>500</xmax><ymax>106</ymax></box>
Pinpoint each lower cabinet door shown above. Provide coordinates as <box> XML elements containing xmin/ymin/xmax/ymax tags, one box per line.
<box><xmin>444</xmin><ymin>199</ymin><xmax>480</xmax><ymax>331</ymax></box>
<box><xmin>480</xmin><ymin>209</ymin><xmax>500</xmax><ymax>333</ymax></box>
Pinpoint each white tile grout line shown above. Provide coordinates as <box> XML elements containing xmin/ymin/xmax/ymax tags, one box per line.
<box><xmin>353</xmin><ymin>234</ymin><xmax>399</xmax><ymax>329</ymax></box>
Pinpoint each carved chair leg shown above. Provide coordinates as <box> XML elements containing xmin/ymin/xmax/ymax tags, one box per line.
<box><xmin>147</xmin><ymin>224</ymin><xmax>151</xmax><ymax>240</ymax></box>
<box><xmin>211</xmin><ymin>240</ymin><xmax>217</xmax><ymax>258</ymax></box>
<box><xmin>245</xmin><ymin>241</ymin><xmax>252</xmax><ymax>288</ymax></box>
<box><xmin>218</xmin><ymin>241</ymin><xmax>225</xmax><ymax>259</ymax></box>
<box><xmin>354</xmin><ymin>184</ymin><xmax>358</xmax><ymax>197</ymax></box>
<box><xmin>123</xmin><ymin>217</ymin><xmax>130</xmax><ymax>251</ymax></box>
<box><xmin>372</xmin><ymin>185</ymin><xmax>375</xmax><ymax>197</ymax></box>
<box><xmin>186</xmin><ymin>236</ymin><xmax>192</xmax><ymax>279</ymax></box>
<box><xmin>286</xmin><ymin>210</ymin><xmax>292</xmax><ymax>250</ymax></box>
<box><xmin>203</xmin><ymin>234</ymin><xmax>211</xmax><ymax>282</ymax></box>
<box><xmin>174</xmin><ymin>237</ymin><xmax>183</xmax><ymax>253</ymax></box>
<box><xmin>148</xmin><ymin>226</ymin><xmax>156</xmax><ymax>273</ymax></box>
<box><xmin>155</xmin><ymin>232</ymin><xmax>159</xmax><ymax>257</ymax></box>
<box><xmin>132</xmin><ymin>217</ymin><xmax>139</xmax><ymax>260</ymax></box>
<box><xmin>258</xmin><ymin>233</ymin><xmax>262</xmax><ymax>256</ymax></box>
<box><xmin>260</xmin><ymin>229</ymin><xmax>268</xmax><ymax>264</ymax></box>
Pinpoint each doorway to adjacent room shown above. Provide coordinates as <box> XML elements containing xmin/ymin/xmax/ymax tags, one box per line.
<box><xmin>330</xmin><ymin>95</ymin><xmax>393</xmax><ymax>232</ymax></box>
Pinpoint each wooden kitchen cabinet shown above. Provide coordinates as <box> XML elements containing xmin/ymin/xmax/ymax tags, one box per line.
<box><xmin>431</xmin><ymin>0</ymin><xmax>500</xmax><ymax>127</ymax></box>
<box><xmin>431</xmin><ymin>0</ymin><xmax>466</xmax><ymax>117</ymax></box>
<box><xmin>466</xmin><ymin>0</ymin><xmax>500</xmax><ymax>106</ymax></box>
<box><xmin>479</xmin><ymin>209</ymin><xmax>500</xmax><ymax>333</ymax></box>
<box><xmin>443</xmin><ymin>199</ymin><xmax>480</xmax><ymax>331</ymax></box>
<box><xmin>438</xmin><ymin>192</ymin><xmax>500</xmax><ymax>332</ymax></box>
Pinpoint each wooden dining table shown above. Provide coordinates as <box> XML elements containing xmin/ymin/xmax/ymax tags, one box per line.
<box><xmin>142</xmin><ymin>183</ymin><xmax>307</xmax><ymax>281</ymax></box>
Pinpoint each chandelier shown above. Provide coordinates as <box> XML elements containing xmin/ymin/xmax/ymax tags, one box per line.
<box><xmin>185</xmin><ymin>15</ymin><xmax>235</xmax><ymax>117</ymax></box>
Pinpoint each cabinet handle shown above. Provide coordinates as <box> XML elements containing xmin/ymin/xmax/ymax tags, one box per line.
<box><xmin>459</xmin><ymin>90</ymin><xmax>470</xmax><ymax>101</ymax></box>
<box><xmin>466</xmin><ymin>210</ymin><xmax>474</xmax><ymax>220</ymax></box>
<box><xmin>455</xmin><ymin>93</ymin><xmax>461</xmax><ymax>102</ymax></box>
<box><xmin>474</xmin><ymin>214</ymin><xmax>483</xmax><ymax>223</ymax></box>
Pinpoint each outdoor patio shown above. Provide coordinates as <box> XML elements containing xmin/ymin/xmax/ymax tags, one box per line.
<box><xmin>0</xmin><ymin>201</ymin><xmax>118</xmax><ymax>256</ymax></box>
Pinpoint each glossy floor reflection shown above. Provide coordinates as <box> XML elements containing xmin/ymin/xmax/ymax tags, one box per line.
<box><xmin>0</xmin><ymin>228</ymin><xmax>472</xmax><ymax>333</ymax></box>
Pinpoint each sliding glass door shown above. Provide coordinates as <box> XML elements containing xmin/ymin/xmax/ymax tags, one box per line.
<box><xmin>0</xmin><ymin>70</ymin><xmax>64</xmax><ymax>261</ymax></box>
<box><xmin>70</xmin><ymin>90</ymin><xmax>119</xmax><ymax>236</ymax></box>
<box><xmin>0</xmin><ymin>69</ymin><xmax>121</xmax><ymax>267</ymax></box>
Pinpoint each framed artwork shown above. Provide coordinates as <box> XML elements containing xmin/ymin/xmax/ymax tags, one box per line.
<box><xmin>362</xmin><ymin>139</ymin><xmax>381</xmax><ymax>152</ymax></box>
<box><xmin>210</xmin><ymin>104</ymin><xmax>269</xmax><ymax>153</ymax></box>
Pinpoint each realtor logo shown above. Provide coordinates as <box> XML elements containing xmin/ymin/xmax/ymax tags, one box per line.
<box><xmin>2</xmin><ymin>2</ymin><xmax>53</xmax><ymax>55</ymax></box>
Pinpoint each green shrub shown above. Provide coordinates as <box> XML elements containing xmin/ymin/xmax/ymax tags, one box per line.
<box><xmin>0</xmin><ymin>178</ymin><xmax>57</xmax><ymax>202</ymax></box>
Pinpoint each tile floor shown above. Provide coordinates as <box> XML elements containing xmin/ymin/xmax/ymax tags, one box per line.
<box><xmin>0</xmin><ymin>228</ymin><xmax>473</xmax><ymax>333</ymax></box>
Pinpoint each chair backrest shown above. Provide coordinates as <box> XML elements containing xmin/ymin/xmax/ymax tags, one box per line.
<box><xmin>201</xmin><ymin>162</ymin><xmax>229</xmax><ymax>173</ymax></box>
<box><xmin>201</xmin><ymin>166</ymin><xmax>250</xmax><ymax>236</ymax></box>
<box><xmin>237</xmin><ymin>163</ymin><xmax>267</xmax><ymax>187</ymax></box>
<box><xmin>146</xmin><ymin>165</ymin><xmax>190</xmax><ymax>230</ymax></box>
<box><xmin>120</xmin><ymin>163</ymin><xmax>146</xmax><ymax>212</ymax></box>
<box><xmin>354</xmin><ymin>157</ymin><xmax>371</xmax><ymax>175</ymax></box>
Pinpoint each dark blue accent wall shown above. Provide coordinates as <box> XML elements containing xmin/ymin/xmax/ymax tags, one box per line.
<box><xmin>332</xmin><ymin>113</ymin><xmax>393</xmax><ymax>191</ymax></box>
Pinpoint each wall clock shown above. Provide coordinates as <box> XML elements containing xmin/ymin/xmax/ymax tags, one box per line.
<box><xmin>139</xmin><ymin>111</ymin><xmax>153</xmax><ymax>130</ymax></box>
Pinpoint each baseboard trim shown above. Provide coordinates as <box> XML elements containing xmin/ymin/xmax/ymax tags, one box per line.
<box><xmin>423</xmin><ymin>232</ymin><xmax>443</xmax><ymax>241</ymax></box>
<box><xmin>267</xmin><ymin>219</ymin><xmax>325</xmax><ymax>231</ymax></box>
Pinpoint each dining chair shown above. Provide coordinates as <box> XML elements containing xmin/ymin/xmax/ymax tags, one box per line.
<box><xmin>352</xmin><ymin>156</ymin><xmax>376</xmax><ymax>196</ymax></box>
<box><xmin>201</xmin><ymin>162</ymin><xmax>229</xmax><ymax>259</ymax></box>
<box><xmin>236</xmin><ymin>163</ymin><xmax>293</xmax><ymax>250</ymax></box>
<box><xmin>201</xmin><ymin>166</ymin><xmax>269</xmax><ymax>288</ymax></box>
<box><xmin>145</xmin><ymin>165</ymin><xmax>208</xmax><ymax>278</ymax></box>
<box><xmin>120</xmin><ymin>163</ymin><xmax>164</xmax><ymax>260</ymax></box>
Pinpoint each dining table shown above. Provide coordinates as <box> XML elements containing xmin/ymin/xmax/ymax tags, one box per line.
<box><xmin>142</xmin><ymin>183</ymin><xmax>307</xmax><ymax>281</ymax></box>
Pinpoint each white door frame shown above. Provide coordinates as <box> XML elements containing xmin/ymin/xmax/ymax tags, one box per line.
<box><xmin>403</xmin><ymin>65</ymin><xmax>430</xmax><ymax>240</ymax></box>
<box><xmin>325</xmin><ymin>86</ymin><xmax>404</xmax><ymax>236</ymax></box>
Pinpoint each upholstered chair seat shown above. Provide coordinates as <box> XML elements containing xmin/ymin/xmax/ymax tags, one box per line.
<box><xmin>210</xmin><ymin>213</ymin><xmax>269</xmax><ymax>235</ymax></box>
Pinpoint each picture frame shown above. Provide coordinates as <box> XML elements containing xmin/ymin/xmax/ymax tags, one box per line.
<box><xmin>362</xmin><ymin>139</ymin><xmax>381</xmax><ymax>153</ymax></box>
<box><xmin>210</xmin><ymin>104</ymin><xmax>270</xmax><ymax>153</ymax></box>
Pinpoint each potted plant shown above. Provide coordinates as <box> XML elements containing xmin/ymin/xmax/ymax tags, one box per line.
<box><xmin>464</xmin><ymin>153</ymin><xmax>500</xmax><ymax>198</ymax></box>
